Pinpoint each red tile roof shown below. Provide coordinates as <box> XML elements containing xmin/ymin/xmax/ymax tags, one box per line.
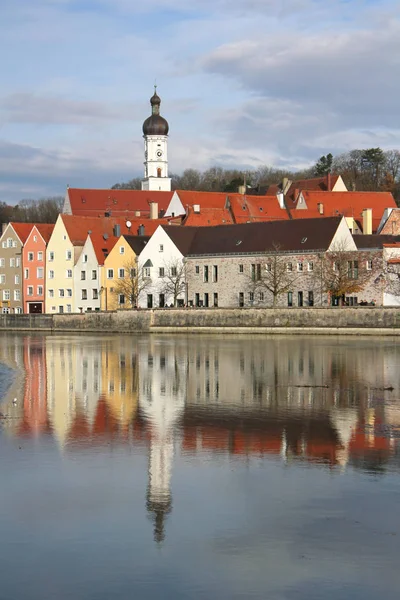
<box><xmin>60</xmin><ymin>214</ymin><xmax>167</xmax><ymax>245</ymax></box>
<box><xmin>9</xmin><ymin>222</ymin><xmax>36</xmax><ymax>243</ymax></box>
<box><xmin>284</xmin><ymin>175</ymin><xmax>342</xmax><ymax>202</ymax></box>
<box><xmin>35</xmin><ymin>223</ymin><xmax>55</xmax><ymax>243</ymax></box>
<box><xmin>183</xmin><ymin>207</ymin><xmax>234</xmax><ymax>226</ymax></box>
<box><xmin>66</xmin><ymin>188</ymin><xmax>174</xmax><ymax>218</ymax></box>
<box><xmin>230</xmin><ymin>195</ymin><xmax>289</xmax><ymax>223</ymax></box>
<box><xmin>297</xmin><ymin>191</ymin><xmax>396</xmax><ymax>232</ymax></box>
<box><xmin>89</xmin><ymin>233</ymin><xmax>118</xmax><ymax>265</ymax></box>
<box><xmin>176</xmin><ymin>190</ymin><xmax>231</xmax><ymax>210</ymax></box>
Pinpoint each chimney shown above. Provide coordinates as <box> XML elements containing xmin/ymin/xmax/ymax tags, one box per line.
<box><xmin>327</xmin><ymin>172</ymin><xmax>332</xmax><ymax>191</ymax></box>
<box><xmin>135</xmin><ymin>210</ymin><xmax>140</xmax><ymax>217</ymax></box>
<box><xmin>138</xmin><ymin>224</ymin><xmax>145</xmax><ymax>236</ymax></box>
<box><xmin>193</xmin><ymin>204</ymin><xmax>200</xmax><ymax>213</ymax></box>
<box><xmin>318</xmin><ymin>202</ymin><xmax>324</xmax><ymax>215</ymax></box>
<box><xmin>149</xmin><ymin>202</ymin><xmax>158</xmax><ymax>220</ymax></box>
<box><xmin>277</xmin><ymin>192</ymin><xmax>285</xmax><ymax>209</ymax></box>
<box><xmin>282</xmin><ymin>177</ymin><xmax>291</xmax><ymax>194</ymax></box>
<box><xmin>362</xmin><ymin>208</ymin><xmax>372</xmax><ymax>235</ymax></box>
<box><xmin>113</xmin><ymin>224</ymin><xmax>121</xmax><ymax>237</ymax></box>
<box><xmin>238</xmin><ymin>185</ymin><xmax>246</xmax><ymax>195</ymax></box>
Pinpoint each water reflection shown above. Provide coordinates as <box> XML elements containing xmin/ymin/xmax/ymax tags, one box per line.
<box><xmin>1</xmin><ymin>333</ymin><xmax>400</xmax><ymax>544</ymax></box>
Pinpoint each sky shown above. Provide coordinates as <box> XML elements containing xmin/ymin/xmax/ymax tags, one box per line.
<box><xmin>1</xmin><ymin>0</ymin><xmax>399</xmax><ymax>203</ymax></box>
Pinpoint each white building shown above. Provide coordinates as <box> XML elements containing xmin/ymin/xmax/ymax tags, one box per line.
<box><xmin>141</xmin><ymin>88</ymin><xmax>171</xmax><ymax>192</ymax></box>
<box><xmin>73</xmin><ymin>234</ymin><xmax>101</xmax><ymax>313</ymax></box>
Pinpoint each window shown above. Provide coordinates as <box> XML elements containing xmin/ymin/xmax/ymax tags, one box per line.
<box><xmin>195</xmin><ymin>265</ymin><xmax>200</xmax><ymax>274</ymax></box>
<box><xmin>239</xmin><ymin>264</ymin><xmax>244</xmax><ymax>273</ymax></box>
<box><xmin>171</xmin><ymin>266</ymin><xmax>177</xmax><ymax>277</ymax></box>
<box><xmin>33</xmin><ymin>235</ymin><xmax>37</xmax><ymax>242</ymax></box>
<box><xmin>24</xmin><ymin>269</ymin><xmax>29</xmax><ymax>279</ymax></box>
<box><xmin>366</xmin><ymin>260</ymin><xmax>373</xmax><ymax>270</ymax></box>
<box><xmin>333</xmin><ymin>261</ymin><xmax>339</xmax><ymax>271</ymax></box>
<box><xmin>288</xmin><ymin>291</ymin><xmax>293</xmax><ymax>307</ymax></box>
<box><xmin>297</xmin><ymin>262</ymin><xmax>303</xmax><ymax>272</ymax></box>
<box><xmin>37</xmin><ymin>267</ymin><xmax>44</xmax><ymax>279</ymax></box>
<box><xmin>59</xmin><ymin>289</ymin><xmax>65</xmax><ymax>297</ymax></box>
<box><xmin>0</xmin><ymin>259</ymin><xmax>3</xmax><ymax>267</ymax></box>
<box><xmin>251</xmin><ymin>264</ymin><xmax>261</xmax><ymax>281</ymax></box>
<box><xmin>159</xmin><ymin>267</ymin><xmax>165</xmax><ymax>277</ymax></box>
<box><xmin>3</xmin><ymin>289</ymin><xmax>11</xmax><ymax>300</ymax></box>
<box><xmin>14</xmin><ymin>290</ymin><xmax>20</xmax><ymax>301</ymax></box>
<box><xmin>298</xmin><ymin>291</ymin><xmax>304</xmax><ymax>306</ymax></box>
<box><xmin>49</xmin><ymin>270</ymin><xmax>54</xmax><ymax>279</ymax></box>
<box><xmin>81</xmin><ymin>271</ymin><xmax>86</xmax><ymax>280</ymax></box>
<box><xmin>1</xmin><ymin>241</ymin><xmax>6</xmax><ymax>249</ymax></box>
<box><xmin>144</xmin><ymin>267</ymin><xmax>150</xmax><ymax>278</ymax></box>
<box><xmin>287</xmin><ymin>262</ymin><xmax>293</xmax><ymax>272</ymax></box>
<box><xmin>213</xmin><ymin>292</ymin><xmax>218</xmax><ymax>307</ymax></box>
<box><xmin>82</xmin><ymin>289</ymin><xmax>87</xmax><ymax>300</ymax></box>
<box><xmin>12</xmin><ymin>241</ymin><xmax>16</xmax><ymax>248</ymax></box>
<box><xmin>249</xmin><ymin>292</ymin><xmax>254</xmax><ymax>302</ymax></box>
<box><xmin>107</xmin><ymin>269</ymin><xmax>114</xmax><ymax>279</ymax></box>
<box><xmin>66</xmin><ymin>269</ymin><xmax>72</xmax><ymax>278</ymax></box>
<box><xmin>28</xmin><ymin>252</ymin><xmax>34</xmax><ymax>261</ymax></box>
<box><xmin>195</xmin><ymin>293</ymin><xmax>200</xmax><ymax>307</ymax></box>
<box><xmin>93</xmin><ymin>289</ymin><xmax>98</xmax><ymax>300</ymax></box>
<box><xmin>92</xmin><ymin>270</ymin><xmax>97</xmax><ymax>280</ymax></box>
<box><xmin>7</xmin><ymin>238</ymin><xmax>12</xmax><ymax>248</ymax></box>
<box><xmin>37</xmin><ymin>286</ymin><xmax>43</xmax><ymax>296</ymax></box>
<box><xmin>118</xmin><ymin>294</ymin><xmax>125</xmax><ymax>305</ymax></box>
<box><xmin>308</xmin><ymin>262</ymin><xmax>314</xmax><ymax>272</ymax></box>
<box><xmin>259</xmin><ymin>292</ymin><xmax>264</xmax><ymax>301</ymax></box>
<box><xmin>15</xmin><ymin>307</ymin><xmax>22</xmax><ymax>314</ymax></box>
<box><xmin>348</xmin><ymin>260</ymin><xmax>359</xmax><ymax>279</ymax></box>
<box><xmin>239</xmin><ymin>292</ymin><xmax>244</xmax><ymax>307</ymax></box>
<box><xmin>130</xmin><ymin>268</ymin><xmax>136</xmax><ymax>277</ymax></box>
<box><xmin>66</xmin><ymin>250</ymin><xmax>72</xmax><ymax>261</ymax></box>
<box><xmin>213</xmin><ymin>265</ymin><xmax>218</xmax><ymax>282</ymax></box>
<box><xmin>308</xmin><ymin>291</ymin><xmax>314</xmax><ymax>306</ymax></box>
<box><xmin>37</xmin><ymin>251</ymin><xmax>43</xmax><ymax>261</ymax></box>
<box><xmin>14</xmin><ymin>275</ymin><xmax>19</xmax><ymax>285</ymax></box>
<box><xmin>59</xmin><ymin>306</ymin><xmax>64</xmax><ymax>314</ymax></box>
<box><xmin>66</xmin><ymin>305</ymin><xmax>72</xmax><ymax>313</ymax></box>
<box><xmin>16</xmin><ymin>257</ymin><xmax>20</xmax><ymax>267</ymax></box>
<box><xmin>118</xmin><ymin>268</ymin><xmax>125</xmax><ymax>279</ymax></box>
<box><xmin>0</xmin><ymin>275</ymin><xmax>5</xmax><ymax>284</ymax></box>
<box><xmin>204</xmin><ymin>265</ymin><xmax>209</xmax><ymax>283</ymax></box>
<box><xmin>67</xmin><ymin>289</ymin><xmax>72</xmax><ymax>297</ymax></box>
<box><xmin>119</xmin><ymin>246</ymin><xmax>125</xmax><ymax>254</ymax></box>
<box><xmin>49</xmin><ymin>289</ymin><xmax>54</xmax><ymax>298</ymax></box>
<box><xmin>49</xmin><ymin>251</ymin><xmax>54</xmax><ymax>261</ymax></box>
<box><xmin>9</xmin><ymin>258</ymin><xmax>15</xmax><ymax>267</ymax></box>
<box><xmin>159</xmin><ymin>244</ymin><xmax>164</xmax><ymax>252</ymax></box>
<box><xmin>83</xmin><ymin>254</ymin><xmax>88</xmax><ymax>263</ymax></box>
<box><xmin>266</xmin><ymin>263</ymin><xmax>272</xmax><ymax>272</ymax></box>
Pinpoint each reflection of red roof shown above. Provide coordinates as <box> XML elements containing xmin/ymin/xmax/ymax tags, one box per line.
<box><xmin>66</xmin><ymin>188</ymin><xmax>174</xmax><ymax>217</ymax></box>
<box><xmin>61</xmin><ymin>214</ymin><xmax>167</xmax><ymax>245</ymax></box>
<box><xmin>298</xmin><ymin>191</ymin><xmax>396</xmax><ymax>232</ymax></box>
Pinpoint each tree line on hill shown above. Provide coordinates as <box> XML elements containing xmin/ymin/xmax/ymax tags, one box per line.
<box><xmin>112</xmin><ymin>147</ymin><xmax>400</xmax><ymax>203</ymax></box>
<box><xmin>0</xmin><ymin>196</ymin><xmax>64</xmax><ymax>226</ymax></box>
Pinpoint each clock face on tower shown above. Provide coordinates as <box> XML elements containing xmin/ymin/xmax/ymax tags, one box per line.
<box><xmin>156</xmin><ymin>150</ymin><xmax>163</xmax><ymax>158</ymax></box>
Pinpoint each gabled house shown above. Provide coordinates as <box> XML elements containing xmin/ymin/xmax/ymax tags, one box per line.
<box><xmin>267</xmin><ymin>174</ymin><xmax>347</xmax><ymax>204</ymax></box>
<box><xmin>23</xmin><ymin>224</ymin><xmax>54</xmax><ymax>314</ymax></box>
<box><xmin>101</xmin><ymin>234</ymin><xmax>149</xmax><ymax>310</ymax></box>
<box><xmin>0</xmin><ymin>223</ymin><xmax>36</xmax><ymax>314</ymax></box>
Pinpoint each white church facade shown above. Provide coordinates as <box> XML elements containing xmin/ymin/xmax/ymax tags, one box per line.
<box><xmin>141</xmin><ymin>88</ymin><xmax>172</xmax><ymax>192</ymax></box>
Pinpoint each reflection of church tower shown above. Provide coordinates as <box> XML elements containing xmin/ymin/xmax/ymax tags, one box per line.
<box><xmin>141</xmin><ymin>87</ymin><xmax>171</xmax><ymax>192</ymax></box>
<box><xmin>139</xmin><ymin>343</ymin><xmax>186</xmax><ymax>543</ymax></box>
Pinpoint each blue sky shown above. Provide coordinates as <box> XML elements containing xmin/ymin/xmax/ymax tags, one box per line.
<box><xmin>0</xmin><ymin>0</ymin><xmax>399</xmax><ymax>202</ymax></box>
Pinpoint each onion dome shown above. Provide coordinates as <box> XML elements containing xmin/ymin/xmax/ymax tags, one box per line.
<box><xmin>142</xmin><ymin>87</ymin><xmax>169</xmax><ymax>136</ymax></box>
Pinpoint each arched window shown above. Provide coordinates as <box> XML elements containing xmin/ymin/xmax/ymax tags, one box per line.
<box><xmin>157</xmin><ymin>167</ymin><xmax>162</xmax><ymax>177</ymax></box>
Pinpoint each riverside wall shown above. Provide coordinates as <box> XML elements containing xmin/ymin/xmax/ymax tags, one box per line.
<box><xmin>1</xmin><ymin>307</ymin><xmax>400</xmax><ymax>335</ymax></box>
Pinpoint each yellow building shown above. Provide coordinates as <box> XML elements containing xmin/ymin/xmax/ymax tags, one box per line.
<box><xmin>101</xmin><ymin>235</ymin><xmax>149</xmax><ymax>311</ymax></box>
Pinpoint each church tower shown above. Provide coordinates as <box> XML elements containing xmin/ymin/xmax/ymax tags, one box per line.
<box><xmin>141</xmin><ymin>87</ymin><xmax>171</xmax><ymax>192</ymax></box>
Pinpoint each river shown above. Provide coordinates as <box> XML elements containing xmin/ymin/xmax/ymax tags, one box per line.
<box><xmin>0</xmin><ymin>333</ymin><xmax>400</xmax><ymax>599</ymax></box>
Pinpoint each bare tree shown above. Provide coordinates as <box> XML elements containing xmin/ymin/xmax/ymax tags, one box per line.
<box><xmin>318</xmin><ymin>242</ymin><xmax>376</xmax><ymax>306</ymax></box>
<box><xmin>111</xmin><ymin>258</ymin><xmax>152</xmax><ymax>308</ymax></box>
<box><xmin>159</xmin><ymin>259</ymin><xmax>186</xmax><ymax>307</ymax></box>
<box><xmin>247</xmin><ymin>245</ymin><xmax>302</xmax><ymax>306</ymax></box>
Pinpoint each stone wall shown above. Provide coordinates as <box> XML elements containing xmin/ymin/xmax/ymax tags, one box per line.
<box><xmin>1</xmin><ymin>307</ymin><xmax>400</xmax><ymax>333</ymax></box>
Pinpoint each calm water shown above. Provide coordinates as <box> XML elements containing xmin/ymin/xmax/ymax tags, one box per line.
<box><xmin>1</xmin><ymin>333</ymin><xmax>400</xmax><ymax>599</ymax></box>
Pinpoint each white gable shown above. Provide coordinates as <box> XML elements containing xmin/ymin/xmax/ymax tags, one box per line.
<box><xmin>328</xmin><ymin>217</ymin><xmax>357</xmax><ymax>251</ymax></box>
<box><xmin>164</xmin><ymin>191</ymin><xmax>185</xmax><ymax>218</ymax></box>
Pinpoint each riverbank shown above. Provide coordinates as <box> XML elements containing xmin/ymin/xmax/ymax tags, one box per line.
<box><xmin>1</xmin><ymin>307</ymin><xmax>400</xmax><ymax>335</ymax></box>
